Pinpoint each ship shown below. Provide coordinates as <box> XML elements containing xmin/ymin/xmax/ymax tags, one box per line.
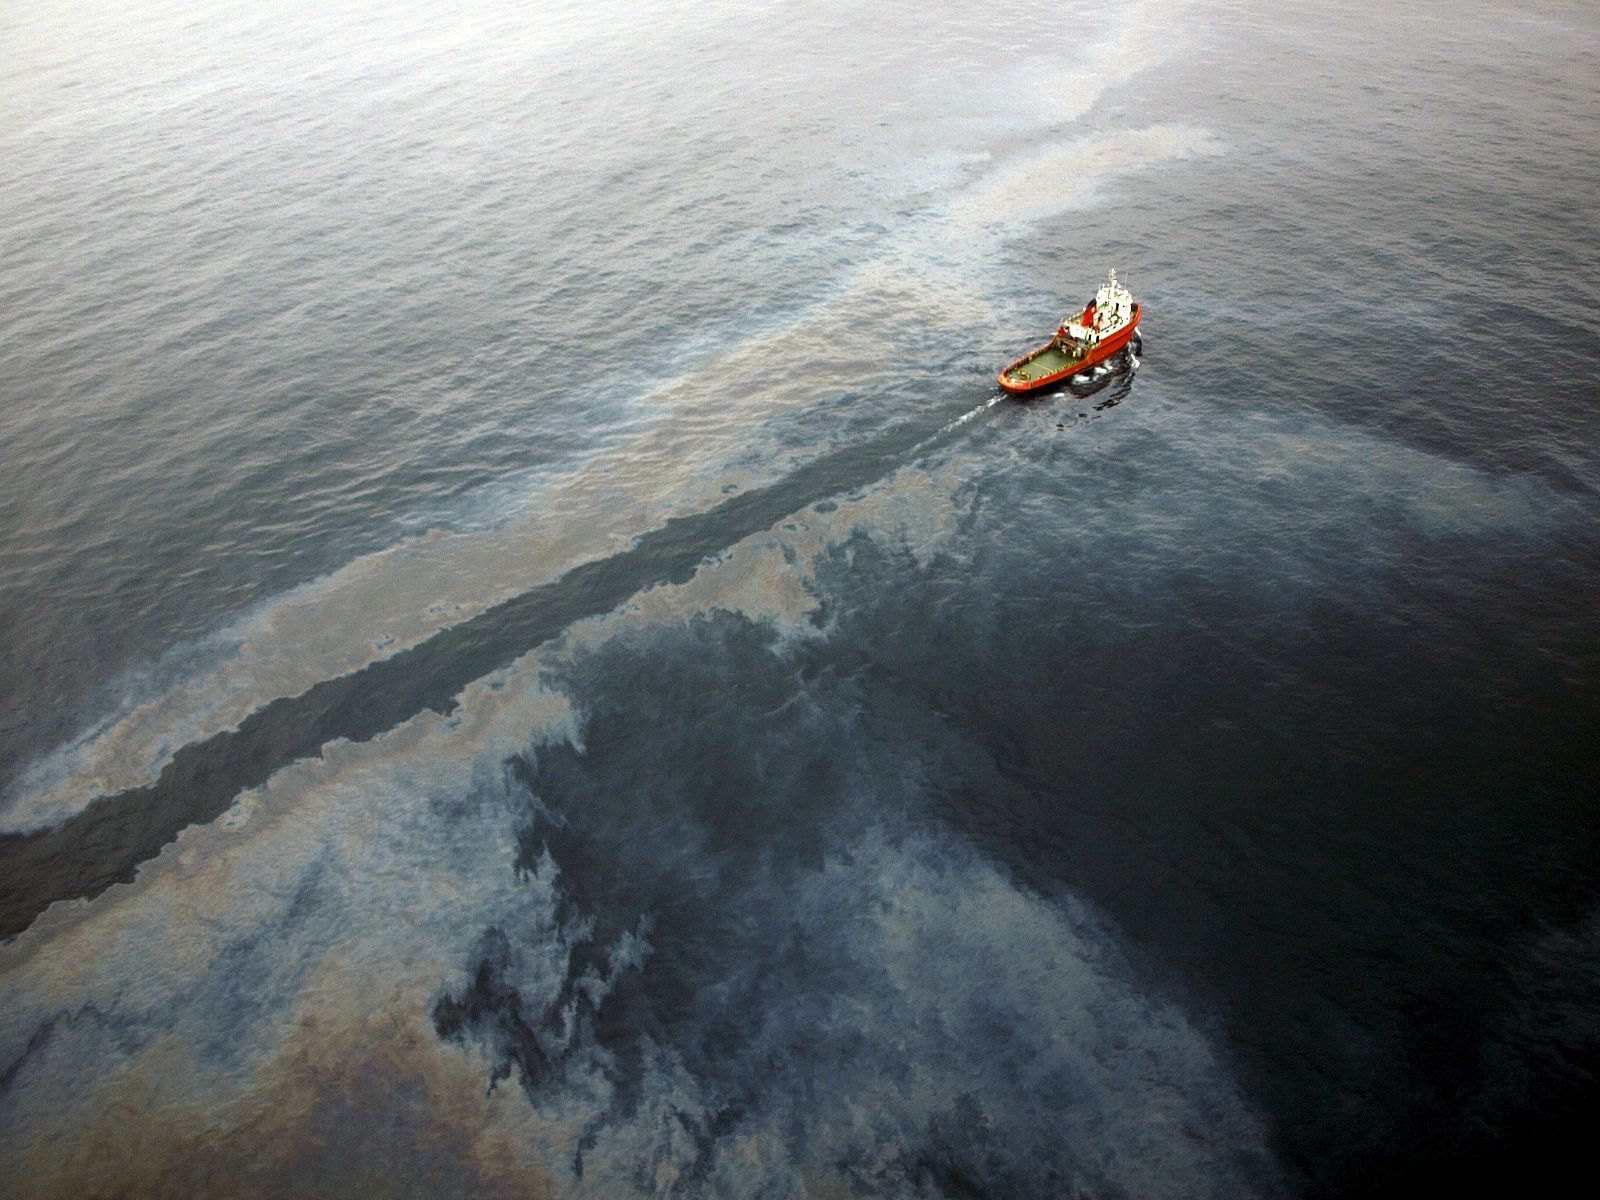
<box><xmin>998</xmin><ymin>269</ymin><xmax>1142</xmax><ymax>394</ymax></box>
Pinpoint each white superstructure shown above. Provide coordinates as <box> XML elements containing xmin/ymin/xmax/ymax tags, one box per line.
<box><xmin>1061</xmin><ymin>268</ymin><xmax>1133</xmax><ymax>345</ymax></box>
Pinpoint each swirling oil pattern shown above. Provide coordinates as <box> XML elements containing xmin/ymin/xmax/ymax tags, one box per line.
<box><xmin>2</xmin><ymin>0</ymin><xmax>1598</xmax><ymax>1196</ymax></box>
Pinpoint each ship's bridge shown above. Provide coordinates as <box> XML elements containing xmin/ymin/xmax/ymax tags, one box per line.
<box><xmin>1061</xmin><ymin>268</ymin><xmax>1133</xmax><ymax>344</ymax></box>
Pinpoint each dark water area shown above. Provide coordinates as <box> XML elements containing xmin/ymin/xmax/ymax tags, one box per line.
<box><xmin>3</xmin><ymin>1</ymin><xmax>1599</xmax><ymax>1197</ymax></box>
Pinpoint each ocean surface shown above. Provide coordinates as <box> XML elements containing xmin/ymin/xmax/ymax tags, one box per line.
<box><xmin>3</xmin><ymin>0</ymin><xmax>1598</xmax><ymax>1195</ymax></box>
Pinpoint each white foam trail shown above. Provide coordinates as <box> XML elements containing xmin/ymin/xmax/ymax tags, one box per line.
<box><xmin>930</xmin><ymin>393</ymin><xmax>1005</xmax><ymax>440</ymax></box>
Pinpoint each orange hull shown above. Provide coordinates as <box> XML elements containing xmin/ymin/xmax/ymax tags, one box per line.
<box><xmin>998</xmin><ymin>303</ymin><xmax>1142</xmax><ymax>394</ymax></box>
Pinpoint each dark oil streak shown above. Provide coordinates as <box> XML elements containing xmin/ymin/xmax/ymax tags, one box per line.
<box><xmin>0</xmin><ymin>384</ymin><xmax>1040</xmax><ymax>942</ymax></box>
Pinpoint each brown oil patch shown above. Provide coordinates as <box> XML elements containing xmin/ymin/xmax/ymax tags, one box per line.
<box><xmin>1</xmin><ymin>673</ymin><xmax>584</xmax><ymax>1197</ymax></box>
<box><xmin>8</xmin><ymin>262</ymin><xmax>980</xmax><ymax>833</ymax></box>
<box><xmin>5</xmin><ymin>994</ymin><xmax>561</xmax><ymax>1200</ymax></box>
<box><xmin>951</xmin><ymin>123</ymin><xmax>1223</xmax><ymax>230</ymax></box>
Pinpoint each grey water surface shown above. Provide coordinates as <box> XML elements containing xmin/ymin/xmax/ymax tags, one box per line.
<box><xmin>2</xmin><ymin>1</ymin><xmax>1598</xmax><ymax>1196</ymax></box>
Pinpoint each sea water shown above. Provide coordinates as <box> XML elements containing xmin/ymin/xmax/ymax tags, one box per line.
<box><xmin>2</xmin><ymin>1</ymin><xmax>1597</xmax><ymax>1195</ymax></box>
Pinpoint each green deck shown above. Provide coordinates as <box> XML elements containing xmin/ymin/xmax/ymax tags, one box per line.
<box><xmin>1006</xmin><ymin>341</ymin><xmax>1084</xmax><ymax>383</ymax></box>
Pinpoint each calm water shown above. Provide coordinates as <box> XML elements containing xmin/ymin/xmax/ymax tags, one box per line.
<box><xmin>2</xmin><ymin>1</ymin><xmax>1598</xmax><ymax>1195</ymax></box>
